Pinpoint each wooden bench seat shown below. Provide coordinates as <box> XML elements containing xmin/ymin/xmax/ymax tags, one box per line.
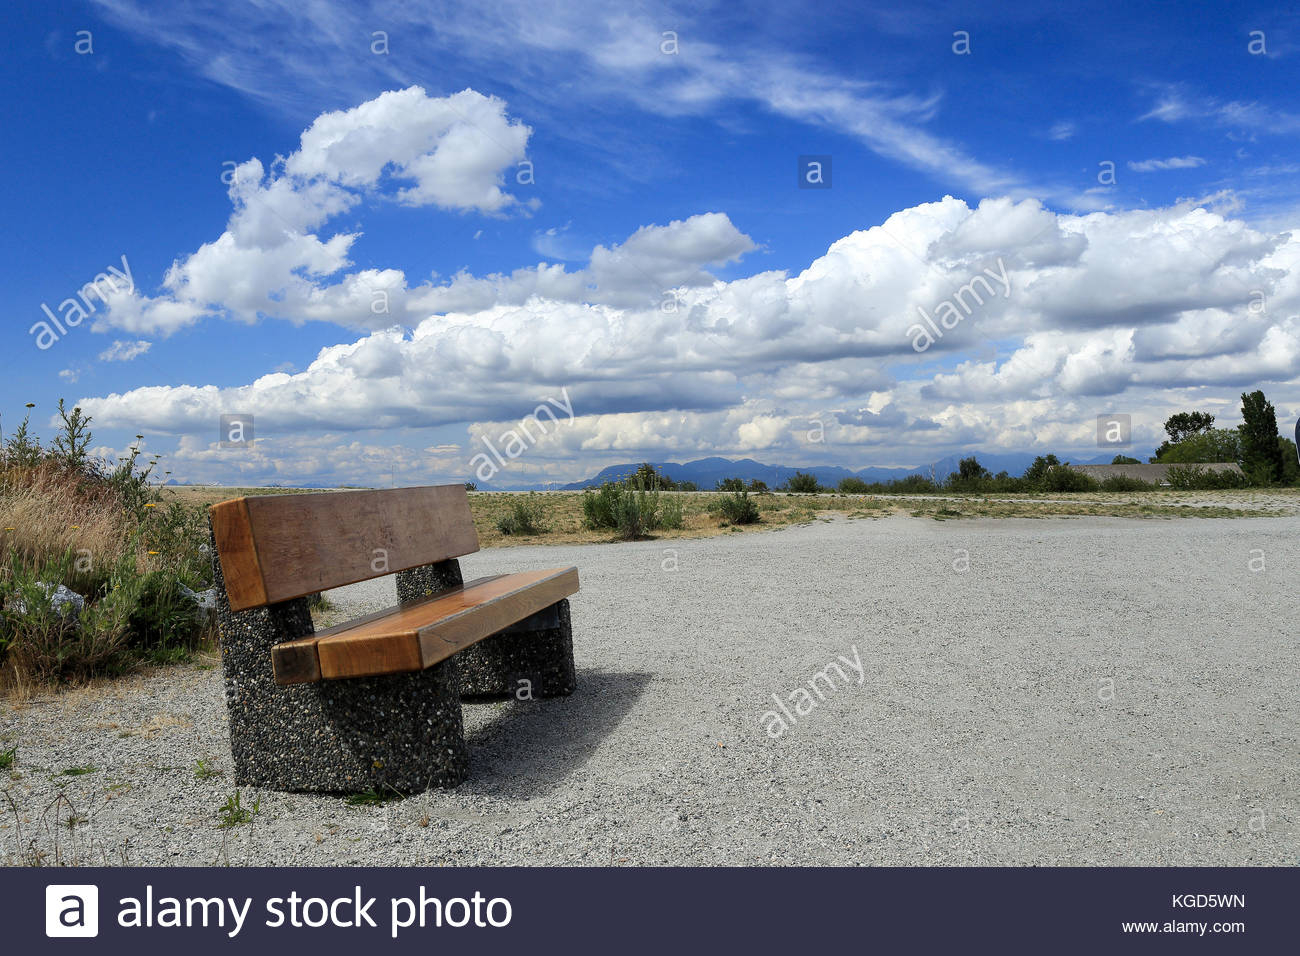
<box><xmin>272</xmin><ymin>567</ymin><xmax>579</xmax><ymax>684</ymax></box>
<box><xmin>207</xmin><ymin>484</ymin><xmax>580</xmax><ymax>793</ymax></box>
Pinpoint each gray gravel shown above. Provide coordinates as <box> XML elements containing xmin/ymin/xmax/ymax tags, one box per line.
<box><xmin>2</xmin><ymin>512</ymin><xmax>1296</xmax><ymax>866</ymax></box>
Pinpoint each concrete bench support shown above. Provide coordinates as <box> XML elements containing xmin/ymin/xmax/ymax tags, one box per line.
<box><xmin>214</xmin><ymin>539</ymin><xmax>468</xmax><ymax>793</ymax></box>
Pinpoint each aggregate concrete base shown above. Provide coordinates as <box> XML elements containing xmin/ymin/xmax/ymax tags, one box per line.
<box><xmin>212</xmin><ymin>548</ymin><xmax>577</xmax><ymax>794</ymax></box>
<box><xmin>212</xmin><ymin>536</ymin><xmax>469</xmax><ymax>794</ymax></box>
<box><xmin>396</xmin><ymin>558</ymin><xmax>577</xmax><ymax>698</ymax></box>
<box><xmin>458</xmin><ymin>600</ymin><xmax>577</xmax><ymax>698</ymax></box>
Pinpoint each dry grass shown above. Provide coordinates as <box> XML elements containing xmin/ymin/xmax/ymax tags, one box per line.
<box><xmin>160</xmin><ymin>484</ymin><xmax>1300</xmax><ymax>553</ymax></box>
<box><xmin>0</xmin><ymin>462</ymin><xmax>135</xmax><ymax>575</ymax></box>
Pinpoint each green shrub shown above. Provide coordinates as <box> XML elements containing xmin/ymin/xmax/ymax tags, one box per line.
<box><xmin>891</xmin><ymin>474</ymin><xmax>938</xmax><ymax>493</ymax></box>
<box><xmin>658</xmin><ymin>494</ymin><xmax>684</xmax><ymax>530</ymax></box>
<box><xmin>0</xmin><ymin>550</ymin><xmax>131</xmax><ymax>681</ymax></box>
<box><xmin>0</xmin><ymin>400</ymin><xmax>216</xmax><ymax>685</ymax></box>
<box><xmin>582</xmin><ymin>478</ymin><xmax>675</xmax><ymax>539</ymax></box>
<box><xmin>715</xmin><ymin>491</ymin><xmax>760</xmax><ymax>524</ymax></box>
<box><xmin>1022</xmin><ymin>454</ymin><xmax>1061</xmax><ymax>487</ymax></box>
<box><xmin>747</xmin><ymin>479</ymin><xmax>769</xmax><ymax>493</ymax></box>
<box><xmin>838</xmin><ymin>477</ymin><xmax>870</xmax><ymax>494</ymax></box>
<box><xmin>1164</xmin><ymin>465</ymin><xmax>1249</xmax><ymax>490</ymax></box>
<box><xmin>581</xmin><ymin>482</ymin><xmax>623</xmax><ymax>530</ymax></box>
<box><xmin>628</xmin><ymin>462</ymin><xmax>675</xmax><ymax>489</ymax></box>
<box><xmin>1039</xmin><ymin>466</ymin><xmax>1098</xmax><ymax>492</ymax></box>
<box><xmin>716</xmin><ymin>477</ymin><xmax>745</xmax><ymax>492</ymax></box>
<box><xmin>1098</xmin><ymin>474</ymin><xmax>1154</xmax><ymax>492</ymax></box>
<box><xmin>496</xmin><ymin>494</ymin><xmax>548</xmax><ymax>535</ymax></box>
<box><xmin>783</xmin><ymin>472</ymin><xmax>822</xmax><ymax>493</ymax></box>
<box><xmin>116</xmin><ymin>569</ymin><xmax>205</xmax><ymax>655</ymax></box>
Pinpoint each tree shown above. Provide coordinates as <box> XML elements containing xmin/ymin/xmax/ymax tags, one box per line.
<box><xmin>1155</xmin><ymin>428</ymin><xmax>1240</xmax><ymax>464</ymax></box>
<box><xmin>1153</xmin><ymin>411</ymin><xmax>1216</xmax><ymax>460</ymax></box>
<box><xmin>1277</xmin><ymin>437</ymin><xmax>1298</xmax><ymax>485</ymax></box>
<box><xmin>1239</xmin><ymin>390</ymin><xmax>1285</xmax><ymax>484</ymax></box>
<box><xmin>957</xmin><ymin>456</ymin><xmax>991</xmax><ymax>481</ymax></box>
<box><xmin>783</xmin><ymin>471</ymin><xmax>821</xmax><ymax>493</ymax></box>
<box><xmin>1164</xmin><ymin>411</ymin><xmax>1215</xmax><ymax>443</ymax></box>
<box><xmin>1022</xmin><ymin>454</ymin><xmax>1060</xmax><ymax>486</ymax></box>
<box><xmin>1111</xmin><ymin>454</ymin><xmax>1140</xmax><ymax>465</ymax></box>
<box><xmin>629</xmin><ymin>462</ymin><xmax>674</xmax><ymax>490</ymax></box>
<box><xmin>716</xmin><ymin>477</ymin><xmax>745</xmax><ymax>492</ymax></box>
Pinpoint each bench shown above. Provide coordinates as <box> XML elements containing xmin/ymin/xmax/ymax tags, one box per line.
<box><xmin>207</xmin><ymin>484</ymin><xmax>579</xmax><ymax>793</ymax></box>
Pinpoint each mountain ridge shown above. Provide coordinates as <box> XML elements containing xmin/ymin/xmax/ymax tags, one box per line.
<box><xmin>476</xmin><ymin>450</ymin><xmax>1151</xmax><ymax>491</ymax></box>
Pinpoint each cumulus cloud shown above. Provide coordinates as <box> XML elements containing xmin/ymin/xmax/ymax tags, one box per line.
<box><xmin>94</xmin><ymin>87</ymin><xmax>533</xmax><ymax>337</ymax></box>
<box><xmin>78</xmin><ymin>194</ymin><xmax>1300</xmax><ymax>486</ymax></box>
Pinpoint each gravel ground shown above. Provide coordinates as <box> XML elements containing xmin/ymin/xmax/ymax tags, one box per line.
<box><xmin>2</xmin><ymin>512</ymin><xmax>1296</xmax><ymax>866</ymax></box>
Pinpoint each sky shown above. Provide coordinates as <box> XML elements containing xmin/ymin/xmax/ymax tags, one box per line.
<box><xmin>3</xmin><ymin>0</ymin><xmax>1300</xmax><ymax>487</ymax></box>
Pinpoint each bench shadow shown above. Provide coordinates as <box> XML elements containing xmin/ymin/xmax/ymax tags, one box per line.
<box><xmin>460</xmin><ymin>668</ymin><xmax>652</xmax><ymax>798</ymax></box>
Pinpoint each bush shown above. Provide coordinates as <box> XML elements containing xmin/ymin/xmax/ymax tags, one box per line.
<box><xmin>0</xmin><ymin>549</ymin><xmax>131</xmax><ymax>682</ymax></box>
<box><xmin>582</xmin><ymin>478</ymin><xmax>677</xmax><ymax>539</ymax></box>
<box><xmin>715</xmin><ymin>491</ymin><xmax>760</xmax><ymax>525</ymax></box>
<box><xmin>1098</xmin><ymin>474</ymin><xmax>1154</xmax><ymax>492</ymax></box>
<box><xmin>496</xmin><ymin>494</ymin><xmax>548</xmax><ymax>536</ymax></box>
<box><xmin>0</xmin><ymin>399</ymin><xmax>214</xmax><ymax>684</ymax></box>
<box><xmin>891</xmin><ymin>474</ymin><xmax>939</xmax><ymax>493</ymax></box>
<box><xmin>1022</xmin><ymin>454</ymin><xmax>1061</xmax><ymax>487</ymax></box>
<box><xmin>783</xmin><ymin>472</ymin><xmax>822</xmax><ymax>493</ymax></box>
<box><xmin>716</xmin><ymin>477</ymin><xmax>745</xmax><ymax>492</ymax></box>
<box><xmin>676</xmin><ymin>481</ymin><xmax>698</xmax><ymax>491</ymax></box>
<box><xmin>628</xmin><ymin>462</ymin><xmax>674</xmax><ymax>490</ymax></box>
<box><xmin>658</xmin><ymin>494</ymin><xmax>684</xmax><ymax>530</ymax></box>
<box><xmin>747</xmin><ymin>479</ymin><xmax>769</xmax><ymax>493</ymax></box>
<box><xmin>1164</xmin><ymin>465</ymin><xmax>1249</xmax><ymax>490</ymax></box>
<box><xmin>1039</xmin><ymin>465</ymin><xmax>1098</xmax><ymax>492</ymax></box>
<box><xmin>116</xmin><ymin>569</ymin><xmax>206</xmax><ymax>656</ymax></box>
<box><xmin>838</xmin><ymin>477</ymin><xmax>870</xmax><ymax>494</ymax></box>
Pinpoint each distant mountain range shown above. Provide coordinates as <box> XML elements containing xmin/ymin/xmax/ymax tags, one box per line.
<box><xmin>478</xmin><ymin>450</ymin><xmax>1152</xmax><ymax>491</ymax></box>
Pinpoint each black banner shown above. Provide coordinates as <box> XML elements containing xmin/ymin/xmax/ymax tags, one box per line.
<box><xmin>8</xmin><ymin>867</ymin><xmax>1295</xmax><ymax>953</ymax></box>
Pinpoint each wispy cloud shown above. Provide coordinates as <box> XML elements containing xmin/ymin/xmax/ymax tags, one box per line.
<box><xmin>1127</xmin><ymin>156</ymin><xmax>1206</xmax><ymax>172</ymax></box>
<box><xmin>1047</xmin><ymin>121</ymin><xmax>1075</xmax><ymax>141</ymax></box>
<box><xmin>97</xmin><ymin>339</ymin><xmax>152</xmax><ymax>361</ymax></box>
<box><xmin>1139</xmin><ymin>85</ymin><xmax>1300</xmax><ymax>134</ymax></box>
<box><xmin>90</xmin><ymin>0</ymin><xmax>1047</xmax><ymax>200</ymax></box>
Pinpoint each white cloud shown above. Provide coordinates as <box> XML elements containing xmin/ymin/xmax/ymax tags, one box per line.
<box><xmin>1127</xmin><ymin>156</ymin><xmax>1206</xmax><ymax>172</ymax></box>
<box><xmin>94</xmin><ymin>86</ymin><xmax>532</xmax><ymax>337</ymax></box>
<box><xmin>1139</xmin><ymin>86</ymin><xmax>1300</xmax><ymax>134</ymax></box>
<box><xmin>90</xmin><ymin>0</ymin><xmax>1055</xmax><ymax>200</ymax></box>
<box><xmin>98</xmin><ymin>339</ymin><xmax>153</xmax><ymax>361</ymax></box>
<box><xmin>77</xmin><ymin>195</ymin><xmax>1300</xmax><ymax>486</ymax></box>
<box><xmin>1047</xmin><ymin>121</ymin><xmax>1075</xmax><ymax>141</ymax></box>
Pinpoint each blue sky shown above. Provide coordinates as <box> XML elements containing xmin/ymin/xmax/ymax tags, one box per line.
<box><xmin>3</xmin><ymin>0</ymin><xmax>1299</xmax><ymax>486</ymax></box>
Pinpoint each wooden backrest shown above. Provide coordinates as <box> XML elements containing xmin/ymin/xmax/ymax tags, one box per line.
<box><xmin>211</xmin><ymin>485</ymin><xmax>479</xmax><ymax>612</ymax></box>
